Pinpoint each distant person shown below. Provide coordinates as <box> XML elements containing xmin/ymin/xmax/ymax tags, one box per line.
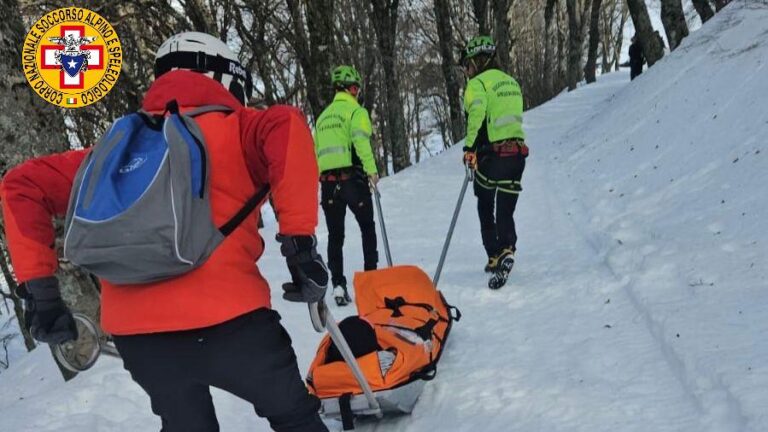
<box><xmin>314</xmin><ymin>65</ymin><xmax>380</xmax><ymax>306</ymax></box>
<box><xmin>629</xmin><ymin>34</ymin><xmax>645</xmax><ymax>80</ymax></box>
<box><xmin>461</xmin><ymin>36</ymin><xmax>528</xmax><ymax>290</ymax></box>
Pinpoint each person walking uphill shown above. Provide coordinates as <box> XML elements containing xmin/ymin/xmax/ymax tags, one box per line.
<box><xmin>1</xmin><ymin>32</ymin><xmax>329</xmax><ymax>432</ymax></box>
<box><xmin>629</xmin><ymin>34</ymin><xmax>646</xmax><ymax>80</ymax></box>
<box><xmin>461</xmin><ymin>36</ymin><xmax>529</xmax><ymax>290</ymax></box>
<box><xmin>314</xmin><ymin>65</ymin><xmax>380</xmax><ymax>306</ymax></box>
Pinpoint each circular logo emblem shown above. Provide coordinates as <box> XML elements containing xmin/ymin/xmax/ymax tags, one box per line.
<box><xmin>21</xmin><ymin>7</ymin><xmax>122</xmax><ymax>108</ymax></box>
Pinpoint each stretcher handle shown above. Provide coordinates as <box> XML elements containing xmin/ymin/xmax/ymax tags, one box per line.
<box><xmin>308</xmin><ymin>301</ymin><xmax>383</xmax><ymax>418</ymax></box>
<box><xmin>433</xmin><ymin>165</ymin><xmax>473</xmax><ymax>287</ymax></box>
<box><xmin>370</xmin><ymin>181</ymin><xmax>393</xmax><ymax>267</ymax></box>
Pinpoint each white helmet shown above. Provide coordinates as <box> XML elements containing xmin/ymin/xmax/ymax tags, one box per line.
<box><xmin>154</xmin><ymin>32</ymin><xmax>252</xmax><ymax>105</ymax></box>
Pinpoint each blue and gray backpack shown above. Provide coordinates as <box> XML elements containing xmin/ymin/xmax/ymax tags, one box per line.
<box><xmin>63</xmin><ymin>100</ymin><xmax>269</xmax><ymax>285</ymax></box>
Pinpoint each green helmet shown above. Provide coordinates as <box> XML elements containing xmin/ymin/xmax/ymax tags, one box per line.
<box><xmin>331</xmin><ymin>65</ymin><xmax>362</xmax><ymax>87</ymax></box>
<box><xmin>465</xmin><ymin>36</ymin><xmax>496</xmax><ymax>60</ymax></box>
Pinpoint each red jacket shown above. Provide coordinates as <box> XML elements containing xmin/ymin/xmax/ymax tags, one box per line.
<box><xmin>0</xmin><ymin>71</ymin><xmax>319</xmax><ymax>335</ymax></box>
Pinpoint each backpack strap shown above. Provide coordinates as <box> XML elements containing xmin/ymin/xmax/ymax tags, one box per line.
<box><xmin>163</xmin><ymin>99</ymin><xmax>263</xmax><ymax>236</ymax></box>
<box><xmin>219</xmin><ymin>185</ymin><xmax>271</xmax><ymax>236</ymax></box>
<box><xmin>162</xmin><ymin>100</ymin><xmax>265</xmax><ymax>236</ymax></box>
<box><xmin>184</xmin><ymin>105</ymin><xmax>235</xmax><ymax>117</ymax></box>
<box><xmin>137</xmin><ymin>102</ymin><xmax>234</xmax><ymax>121</ymax></box>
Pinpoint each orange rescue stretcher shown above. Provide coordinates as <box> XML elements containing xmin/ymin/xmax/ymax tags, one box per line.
<box><xmin>308</xmin><ymin>266</ymin><xmax>460</xmax><ymax>427</ymax></box>
<box><xmin>306</xmin><ymin>171</ymin><xmax>471</xmax><ymax>429</ymax></box>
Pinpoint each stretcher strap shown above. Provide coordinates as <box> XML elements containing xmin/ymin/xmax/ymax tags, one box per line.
<box><xmin>448</xmin><ymin>304</ymin><xmax>462</xmax><ymax>322</ymax></box>
<box><xmin>384</xmin><ymin>296</ymin><xmax>435</xmax><ymax>318</ymax></box>
<box><xmin>339</xmin><ymin>393</ymin><xmax>355</xmax><ymax>430</ymax></box>
<box><xmin>380</xmin><ymin>318</ymin><xmax>438</xmax><ymax>343</ymax></box>
<box><xmin>412</xmin><ymin>362</ymin><xmax>438</xmax><ymax>381</ymax></box>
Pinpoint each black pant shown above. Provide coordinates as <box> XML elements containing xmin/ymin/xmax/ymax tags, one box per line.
<box><xmin>321</xmin><ymin>178</ymin><xmax>378</xmax><ymax>287</ymax></box>
<box><xmin>474</xmin><ymin>153</ymin><xmax>526</xmax><ymax>258</ymax></box>
<box><xmin>114</xmin><ymin>309</ymin><xmax>327</xmax><ymax>432</ymax></box>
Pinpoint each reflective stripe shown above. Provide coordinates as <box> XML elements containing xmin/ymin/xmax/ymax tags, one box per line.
<box><xmin>474</xmin><ymin>177</ymin><xmax>496</xmax><ymax>190</ymax></box>
<box><xmin>495</xmin><ymin>179</ymin><xmax>522</xmax><ymax>185</ymax></box>
<box><xmin>475</xmin><ymin>171</ymin><xmax>522</xmax><ymax>192</ymax></box>
<box><xmin>497</xmin><ymin>187</ymin><xmax>521</xmax><ymax>195</ymax></box>
<box><xmin>494</xmin><ymin>114</ymin><xmax>523</xmax><ymax>128</ymax></box>
<box><xmin>475</xmin><ymin>170</ymin><xmax>492</xmax><ymax>184</ymax></box>
<box><xmin>470</xmin><ymin>99</ymin><xmax>484</xmax><ymax>107</ymax></box>
<box><xmin>317</xmin><ymin>146</ymin><xmax>348</xmax><ymax>157</ymax></box>
<box><xmin>351</xmin><ymin>130</ymin><xmax>370</xmax><ymax>139</ymax></box>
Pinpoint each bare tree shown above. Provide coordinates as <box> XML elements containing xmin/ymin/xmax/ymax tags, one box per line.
<box><xmin>692</xmin><ymin>0</ymin><xmax>715</xmax><ymax>23</ymax></box>
<box><xmin>626</xmin><ymin>0</ymin><xmax>665</xmax><ymax>66</ymax></box>
<box><xmin>492</xmin><ymin>0</ymin><xmax>513</xmax><ymax>72</ymax></box>
<box><xmin>543</xmin><ymin>0</ymin><xmax>559</xmax><ymax>97</ymax></box>
<box><xmin>660</xmin><ymin>0</ymin><xmax>689</xmax><ymax>51</ymax></box>
<box><xmin>584</xmin><ymin>0</ymin><xmax>603</xmax><ymax>83</ymax></box>
<box><xmin>370</xmin><ymin>0</ymin><xmax>410</xmax><ymax>172</ymax></box>
<box><xmin>472</xmin><ymin>0</ymin><xmax>491</xmax><ymax>34</ymax></box>
<box><xmin>285</xmin><ymin>0</ymin><xmax>336</xmax><ymax>119</ymax></box>
<box><xmin>714</xmin><ymin>0</ymin><xmax>731</xmax><ymax>12</ymax></box>
<box><xmin>600</xmin><ymin>0</ymin><xmax>629</xmax><ymax>72</ymax></box>
<box><xmin>566</xmin><ymin>0</ymin><xmax>589</xmax><ymax>90</ymax></box>
<box><xmin>433</xmin><ymin>0</ymin><xmax>465</xmax><ymax>144</ymax></box>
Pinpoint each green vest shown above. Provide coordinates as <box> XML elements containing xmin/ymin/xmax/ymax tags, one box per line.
<box><xmin>463</xmin><ymin>69</ymin><xmax>525</xmax><ymax>150</ymax></box>
<box><xmin>314</xmin><ymin>92</ymin><xmax>377</xmax><ymax>175</ymax></box>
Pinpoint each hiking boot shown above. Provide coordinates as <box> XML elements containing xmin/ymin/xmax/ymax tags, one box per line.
<box><xmin>488</xmin><ymin>248</ymin><xmax>515</xmax><ymax>290</ymax></box>
<box><xmin>333</xmin><ymin>284</ymin><xmax>352</xmax><ymax>306</ymax></box>
<box><xmin>484</xmin><ymin>254</ymin><xmax>500</xmax><ymax>273</ymax></box>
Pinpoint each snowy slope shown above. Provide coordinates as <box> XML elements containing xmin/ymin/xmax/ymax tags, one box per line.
<box><xmin>1</xmin><ymin>2</ymin><xmax>767</xmax><ymax>431</ymax></box>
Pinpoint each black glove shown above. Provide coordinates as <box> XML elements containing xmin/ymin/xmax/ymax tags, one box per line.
<box><xmin>17</xmin><ymin>277</ymin><xmax>78</xmax><ymax>344</ymax></box>
<box><xmin>277</xmin><ymin>234</ymin><xmax>329</xmax><ymax>303</ymax></box>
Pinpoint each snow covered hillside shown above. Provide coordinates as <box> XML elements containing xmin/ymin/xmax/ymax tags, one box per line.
<box><xmin>1</xmin><ymin>2</ymin><xmax>766</xmax><ymax>431</ymax></box>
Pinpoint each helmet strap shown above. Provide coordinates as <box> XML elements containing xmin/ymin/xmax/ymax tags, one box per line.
<box><xmin>479</xmin><ymin>55</ymin><xmax>493</xmax><ymax>72</ymax></box>
<box><xmin>155</xmin><ymin>51</ymin><xmax>253</xmax><ymax>104</ymax></box>
<box><xmin>347</xmin><ymin>85</ymin><xmax>360</xmax><ymax>98</ymax></box>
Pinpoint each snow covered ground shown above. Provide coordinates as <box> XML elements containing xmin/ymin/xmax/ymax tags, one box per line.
<box><xmin>1</xmin><ymin>2</ymin><xmax>766</xmax><ymax>431</ymax></box>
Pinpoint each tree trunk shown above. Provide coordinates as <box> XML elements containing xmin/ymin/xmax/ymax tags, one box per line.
<box><xmin>544</xmin><ymin>0</ymin><xmax>557</xmax><ymax>99</ymax></box>
<box><xmin>692</xmin><ymin>0</ymin><xmax>715</xmax><ymax>23</ymax></box>
<box><xmin>306</xmin><ymin>0</ymin><xmax>336</xmax><ymax>111</ymax></box>
<box><xmin>285</xmin><ymin>0</ymin><xmax>335</xmax><ymax>120</ymax></box>
<box><xmin>660</xmin><ymin>0</ymin><xmax>689</xmax><ymax>51</ymax></box>
<box><xmin>626</xmin><ymin>0</ymin><xmax>665</xmax><ymax>66</ymax></box>
<box><xmin>235</xmin><ymin>6</ymin><xmax>278</xmax><ymax>106</ymax></box>
<box><xmin>599</xmin><ymin>0</ymin><xmax>614</xmax><ymax>74</ymax></box>
<box><xmin>714</xmin><ymin>0</ymin><xmax>731</xmax><ymax>12</ymax></box>
<box><xmin>565</xmin><ymin>0</ymin><xmax>586</xmax><ymax>91</ymax></box>
<box><xmin>472</xmin><ymin>0</ymin><xmax>490</xmax><ymax>34</ymax></box>
<box><xmin>492</xmin><ymin>0</ymin><xmax>513</xmax><ymax>73</ymax></box>
<box><xmin>557</xmin><ymin>1</ymin><xmax>569</xmax><ymax>87</ymax></box>
<box><xmin>614</xmin><ymin>2</ymin><xmax>629</xmax><ymax>71</ymax></box>
<box><xmin>433</xmin><ymin>0</ymin><xmax>466</xmax><ymax>145</ymax></box>
<box><xmin>584</xmin><ymin>0</ymin><xmax>603</xmax><ymax>83</ymax></box>
<box><xmin>370</xmin><ymin>0</ymin><xmax>410</xmax><ymax>172</ymax></box>
<box><xmin>183</xmin><ymin>0</ymin><xmax>219</xmax><ymax>35</ymax></box>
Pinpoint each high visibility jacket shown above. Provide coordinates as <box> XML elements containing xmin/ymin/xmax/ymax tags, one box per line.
<box><xmin>314</xmin><ymin>92</ymin><xmax>377</xmax><ymax>176</ymax></box>
<box><xmin>0</xmin><ymin>70</ymin><xmax>319</xmax><ymax>335</ymax></box>
<box><xmin>463</xmin><ymin>69</ymin><xmax>525</xmax><ymax>151</ymax></box>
